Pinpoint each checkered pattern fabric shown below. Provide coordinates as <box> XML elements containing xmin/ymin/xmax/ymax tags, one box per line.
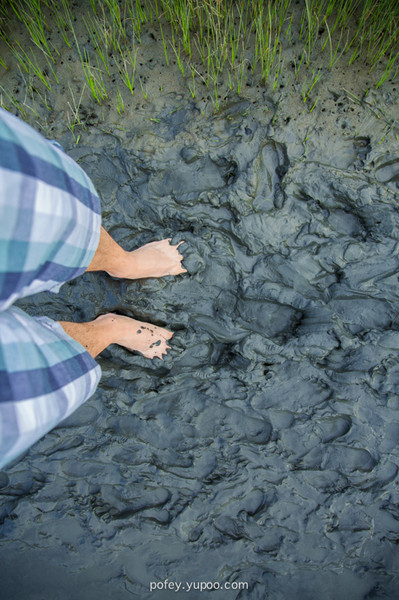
<box><xmin>0</xmin><ymin>108</ymin><xmax>102</xmax><ymax>469</ymax></box>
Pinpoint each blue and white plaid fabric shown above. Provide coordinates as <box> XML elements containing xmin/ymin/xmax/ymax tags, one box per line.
<box><xmin>0</xmin><ymin>108</ymin><xmax>102</xmax><ymax>469</ymax></box>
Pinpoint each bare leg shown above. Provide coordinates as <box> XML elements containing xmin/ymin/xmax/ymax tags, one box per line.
<box><xmin>59</xmin><ymin>314</ymin><xmax>173</xmax><ymax>359</ymax></box>
<box><xmin>86</xmin><ymin>226</ymin><xmax>186</xmax><ymax>279</ymax></box>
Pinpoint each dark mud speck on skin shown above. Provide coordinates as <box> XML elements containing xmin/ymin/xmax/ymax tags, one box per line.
<box><xmin>1</xmin><ymin>96</ymin><xmax>399</xmax><ymax>600</ymax></box>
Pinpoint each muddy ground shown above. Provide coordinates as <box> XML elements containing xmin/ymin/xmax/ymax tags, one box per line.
<box><xmin>0</xmin><ymin>4</ymin><xmax>399</xmax><ymax>599</ymax></box>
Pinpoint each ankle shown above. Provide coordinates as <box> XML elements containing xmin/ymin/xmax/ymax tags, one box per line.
<box><xmin>105</xmin><ymin>250</ymin><xmax>137</xmax><ymax>279</ymax></box>
<box><xmin>94</xmin><ymin>313</ymin><xmax>120</xmax><ymax>338</ymax></box>
<box><xmin>86</xmin><ymin>227</ymin><xmax>129</xmax><ymax>276</ymax></box>
<box><xmin>95</xmin><ymin>313</ymin><xmax>129</xmax><ymax>344</ymax></box>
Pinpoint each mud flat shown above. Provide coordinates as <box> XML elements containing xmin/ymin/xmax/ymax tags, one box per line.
<box><xmin>1</xmin><ymin>2</ymin><xmax>399</xmax><ymax>599</ymax></box>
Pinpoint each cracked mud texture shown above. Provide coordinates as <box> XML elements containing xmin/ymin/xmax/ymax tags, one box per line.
<box><xmin>1</xmin><ymin>95</ymin><xmax>399</xmax><ymax>600</ymax></box>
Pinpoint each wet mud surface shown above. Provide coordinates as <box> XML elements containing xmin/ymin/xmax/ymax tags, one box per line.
<box><xmin>1</xmin><ymin>96</ymin><xmax>399</xmax><ymax>599</ymax></box>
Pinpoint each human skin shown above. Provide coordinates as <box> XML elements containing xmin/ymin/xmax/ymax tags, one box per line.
<box><xmin>59</xmin><ymin>227</ymin><xmax>186</xmax><ymax>359</ymax></box>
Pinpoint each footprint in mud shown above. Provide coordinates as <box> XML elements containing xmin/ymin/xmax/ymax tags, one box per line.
<box><xmin>180</xmin><ymin>147</ymin><xmax>239</xmax><ymax>186</ymax></box>
<box><xmin>352</xmin><ymin>136</ymin><xmax>371</xmax><ymax>167</ymax></box>
<box><xmin>250</xmin><ymin>139</ymin><xmax>289</xmax><ymax>211</ymax></box>
<box><xmin>0</xmin><ymin>470</ymin><xmax>45</xmax><ymax>523</ymax></box>
<box><xmin>307</xmin><ymin>134</ymin><xmax>370</xmax><ymax>170</ymax></box>
<box><xmin>213</xmin><ymin>515</ymin><xmax>284</xmax><ymax>553</ymax></box>
<box><xmin>212</xmin><ymin>156</ymin><xmax>238</xmax><ymax>186</ymax></box>
<box><xmin>149</xmin><ymin>154</ymin><xmax>226</xmax><ymax>198</ymax></box>
<box><xmin>373</xmin><ymin>154</ymin><xmax>399</xmax><ymax>189</ymax></box>
<box><xmin>89</xmin><ymin>484</ymin><xmax>171</xmax><ymax>522</ymax></box>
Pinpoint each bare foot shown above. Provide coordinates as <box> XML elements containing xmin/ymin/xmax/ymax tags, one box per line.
<box><xmin>98</xmin><ymin>314</ymin><xmax>173</xmax><ymax>359</ymax></box>
<box><xmin>108</xmin><ymin>239</ymin><xmax>187</xmax><ymax>279</ymax></box>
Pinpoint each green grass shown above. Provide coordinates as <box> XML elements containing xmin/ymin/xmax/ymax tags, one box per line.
<box><xmin>0</xmin><ymin>0</ymin><xmax>398</xmax><ymax>119</ymax></box>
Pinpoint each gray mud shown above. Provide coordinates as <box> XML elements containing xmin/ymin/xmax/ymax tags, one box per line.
<box><xmin>1</xmin><ymin>95</ymin><xmax>399</xmax><ymax>599</ymax></box>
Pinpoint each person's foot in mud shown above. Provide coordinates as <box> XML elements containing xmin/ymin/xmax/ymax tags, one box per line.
<box><xmin>105</xmin><ymin>314</ymin><xmax>173</xmax><ymax>359</ymax></box>
<box><xmin>60</xmin><ymin>313</ymin><xmax>173</xmax><ymax>359</ymax></box>
<box><xmin>117</xmin><ymin>238</ymin><xmax>187</xmax><ymax>279</ymax></box>
<box><xmin>87</xmin><ymin>227</ymin><xmax>187</xmax><ymax>280</ymax></box>
<box><xmin>78</xmin><ymin>227</ymin><xmax>182</xmax><ymax>359</ymax></box>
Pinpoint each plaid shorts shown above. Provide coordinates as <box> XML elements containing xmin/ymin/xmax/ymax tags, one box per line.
<box><xmin>0</xmin><ymin>108</ymin><xmax>102</xmax><ymax>469</ymax></box>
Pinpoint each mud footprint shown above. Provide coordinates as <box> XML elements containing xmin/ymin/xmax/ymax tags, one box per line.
<box><xmin>90</xmin><ymin>484</ymin><xmax>171</xmax><ymax>521</ymax></box>
<box><xmin>212</xmin><ymin>156</ymin><xmax>238</xmax><ymax>185</ymax></box>
<box><xmin>373</xmin><ymin>154</ymin><xmax>399</xmax><ymax>189</ymax></box>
